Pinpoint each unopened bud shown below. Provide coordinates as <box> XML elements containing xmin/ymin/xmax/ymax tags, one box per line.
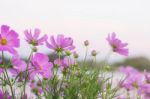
<box><xmin>73</xmin><ymin>52</ymin><xmax>79</xmax><ymax>58</ymax></box>
<box><xmin>84</xmin><ymin>40</ymin><xmax>89</xmax><ymax>46</ymax></box>
<box><xmin>91</xmin><ymin>50</ymin><xmax>97</xmax><ymax>56</ymax></box>
<box><xmin>32</xmin><ymin>47</ymin><xmax>38</xmax><ymax>52</ymax></box>
<box><xmin>65</xmin><ymin>50</ymin><xmax>72</xmax><ymax>56</ymax></box>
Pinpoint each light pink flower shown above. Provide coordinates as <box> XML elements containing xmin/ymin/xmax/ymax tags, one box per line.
<box><xmin>0</xmin><ymin>25</ymin><xmax>20</xmax><ymax>54</ymax></box>
<box><xmin>119</xmin><ymin>66</ymin><xmax>143</xmax><ymax>91</ymax></box>
<box><xmin>24</xmin><ymin>28</ymin><xmax>48</xmax><ymax>46</ymax></box>
<box><xmin>10</xmin><ymin>55</ymin><xmax>27</xmax><ymax>76</ymax></box>
<box><xmin>46</xmin><ymin>34</ymin><xmax>75</xmax><ymax>53</ymax></box>
<box><xmin>106</xmin><ymin>32</ymin><xmax>128</xmax><ymax>56</ymax></box>
<box><xmin>30</xmin><ymin>53</ymin><xmax>53</xmax><ymax>79</ymax></box>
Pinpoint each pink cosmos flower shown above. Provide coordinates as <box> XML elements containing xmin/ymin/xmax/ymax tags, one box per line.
<box><xmin>30</xmin><ymin>53</ymin><xmax>53</xmax><ymax>80</ymax></box>
<box><xmin>121</xmin><ymin>73</ymin><xmax>143</xmax><ymax>91</ymax></box>
<box><xmin>10</xmin><ymin>55</ymin><xmax>27</xmax><ymax>77</ymax></box>
<box><xmin>24</xmin><ymin>28</ymin><xmax>48</xmax><ymax>46</ymax></box>
<box><xmin>106</xmin><ymin>32</ymin><xmax>128</xmax><ymax>56</ymax></box>
<box><xmin>119</xmin><ymin>66</ymin><xmax>143</xmax><ymax>91</ymax></box>
<box><xmin>46</xmin><ymin>34</ymin><xmax>75</xmax><ymax>53</ymax></box>
<box><xmin>0</xmin><ymin>25</ymin><xmax>20</xmax><ymax>54</ymax></box>
<box><xmin>54</xmin><ymin>57</ymin><xmax>75</xmax><ymax>70</ymax></box>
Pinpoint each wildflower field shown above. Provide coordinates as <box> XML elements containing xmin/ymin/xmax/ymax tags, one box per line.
<box><xmin>0</xmin><ymin>25</ymin><xmax>149</xmax><ymax>99</ymax></box>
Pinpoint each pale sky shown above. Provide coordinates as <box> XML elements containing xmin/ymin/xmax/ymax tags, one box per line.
<box><xmin>0</xmin><ymin>0</ymin><xmax>150</xmax><ymax>61</ymax></box>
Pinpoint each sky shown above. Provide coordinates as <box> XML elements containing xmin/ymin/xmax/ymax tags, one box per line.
<box><xmin>0</xmin><ymin>0</ymin><xmax>150</xmax><ymax>61</ymax></box>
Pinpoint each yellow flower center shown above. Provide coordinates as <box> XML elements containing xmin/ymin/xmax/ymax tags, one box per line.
<box><xmin>1</xmin><ymin>38</ymin><xmax>8</xmax><ymax>45</ymax></box>
<box><xmin>31</xmin><ymin>39</ymin><xmax>37</xmax><ymax>46</ymax></box>
<box><xmin>112</xmin><ymin>44</ymin><xmax>117</xmax><ymax>49</ymax></box>
<box><xmin>132</xmin><ymin>82</ymin><xmax>138</xmax><ymax>88</ymax></box>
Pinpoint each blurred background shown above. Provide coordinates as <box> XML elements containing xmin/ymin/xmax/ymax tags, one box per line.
<box><xmin>0</xmin><ymin>0</ymin><xmax>150</xmax><ymax>70</ymax></box>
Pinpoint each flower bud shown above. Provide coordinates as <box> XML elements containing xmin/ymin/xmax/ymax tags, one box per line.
<box><xmin>65</xmin><ymin>50</ymin><xmax>72</xmax><ymax>56</ymax></box>
<box><xmin>91</xmin><ymin>50</ymin><xmax>97</xmax><ymax>56</ymax></box>
<box><xmin>32</xmin><ymin>47</ymin><xmax>38</xmax><ymax>52</ymax></box>
<box><xmin>84</xmin><ymin>40</ymin><xmax>89</xmax><ymax>46</ymax></box>
<box><xmin>73</xmin><ymin>52</ymin><xmax>79</xmax><ymax>58</ymax></box>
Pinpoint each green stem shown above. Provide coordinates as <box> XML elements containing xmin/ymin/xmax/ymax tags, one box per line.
<box><xmin>23</xmin><ymin>51</ymin><xmax>33</xmax><ymax>96</ymax></box>
<box><xmin>2</xmin><ymin>51</ymin><xmax>15</xmax><ymax>99</ymax></box>
<box><xmin>83</xmin><ymin>46</ymin><xmax>88</xmax><ymax>66</ymax></box>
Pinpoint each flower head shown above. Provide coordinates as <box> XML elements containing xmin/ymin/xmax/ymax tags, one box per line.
<box><xmin>30</xmin><ymin>53</ymin><xmax>53</xmax><ymax>80</ymax></box>
<box><xmin>24</xmin><ymin>28</ymin><xmax>48</xmax><ymax>46</ymax></box>
<box><xmin>106</xmin><ymin>32</ymin><xmax>128</xmax><ymax>56</ymax></box>
<box><xmin>10</xmin><ymin>55</ymin><xmax>27</xmax><ymax>77</ymax></box>
<box><xmin>119</xmin><ymin>66</ymin><xmax>143</xmax><ymax>91</ymax></box>
<box><xmin>46</xmin><ymin>34</ymin><xmax>75</xmax><ymax>53</ymax></box>
<box><xmin>0</xmin><ymin>25</ymin><xmax>20</xmax><ymax>54</ymax></box>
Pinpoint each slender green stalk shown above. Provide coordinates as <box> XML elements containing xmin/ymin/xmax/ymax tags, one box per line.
<box><xmin>2</xmin><ymin>51</ymin><xmax>15</xmax><ymax>99</ymax></box>
<box><xmin>23</xmin><ymin>51</ymin><xmax>33</xmax><ymax>96</ymax></box>
<box><xmin>83</xmin><ymin>46</ymin><xmax>88</xmax><ymax>65</ymax></box>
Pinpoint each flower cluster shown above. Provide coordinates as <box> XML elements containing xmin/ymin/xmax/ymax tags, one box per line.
<box><xmin>0</xmin><ymin>24</ymin><xmax>135</xmax><ymax>99</ymax></box>
<box><xmin>119</xmin><ymin>66</ymin><xmax>150</xmax><ymax>99</ymax></box>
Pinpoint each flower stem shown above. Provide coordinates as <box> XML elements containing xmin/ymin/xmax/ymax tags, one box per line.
<box><xmin>2</xmin><ymin>51</ymin><xmax>15</xmax><ymax>99</ymax></box>
<box><xmin>23</xmin><ymin>51</ymin><xmax>33</xmax><ymax>96</ymax></box>
<box><xmin>83</xmin><ymin>46</ymin><xmax>88</xmax><ymax>66</ymax></box>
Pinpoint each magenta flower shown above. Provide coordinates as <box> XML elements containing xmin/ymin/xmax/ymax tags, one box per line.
<box><xmin>106</xmin><ymin>32</ymin><xmax>128</xmax><ymax>56</ymax></box>
<box><xmin>0</xmin><ymin>25</ymin><xmax>20</xmax><ymax>54</ymax></box>
<box><xmin>54</xmin><ymin>57</ymin><xmax>75</xmax><ymax>71</ymax></box>
<box><xmin>24</xmin><ymin>28</ymin><xmax>48</xmax><ymax>46</ymax></box>
<box><xmin>46</xmin><ymin>34</ymin><xmax>75</xmax><ymax>53</ymax></box>
<box><xmin>10</xmin><ymin>55</ymin><xmax>27</xmax><ymax>76</ymax></box>
<box><xmin>30</xmin><ymin>53</ymin><xmax>53</xmax><ymax>79</ymax></box>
